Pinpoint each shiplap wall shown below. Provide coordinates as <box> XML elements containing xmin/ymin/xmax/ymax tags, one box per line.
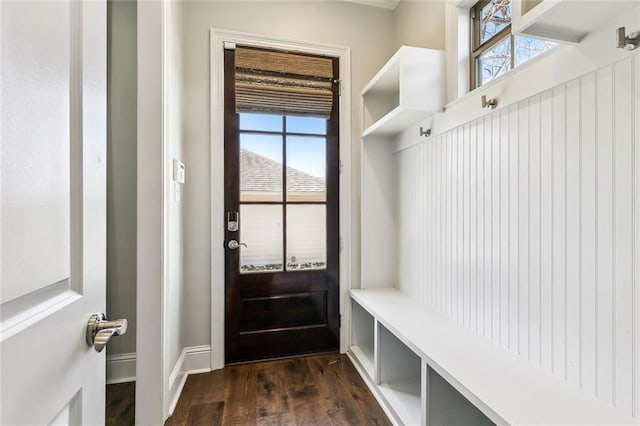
<box><xmin>396</xmin><ymin>54</ymin><xmax>639</xmax><ymax>416</ymax></box>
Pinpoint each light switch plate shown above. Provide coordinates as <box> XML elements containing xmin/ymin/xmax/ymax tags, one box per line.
<box><xmin>173</xmin><ymin>159</ymin><xmax>185</xmax><ymax>184</ymax></box>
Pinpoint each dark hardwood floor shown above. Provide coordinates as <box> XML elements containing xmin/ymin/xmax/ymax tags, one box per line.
<box><xmin>106</xmin><ymin>381</ymin><xmax>135</xmax><ymax>426</ymax></box>
<box><xmin>106</xmin><ymin>353</ymin><xmax>390</xmax><ymax>426</ymax></box>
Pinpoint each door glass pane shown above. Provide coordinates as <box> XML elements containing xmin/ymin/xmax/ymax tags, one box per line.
<box><xmin>478</xmin><ymin>36</ymin><xmax>511</xmax><ymax>86</ymax></box>
<box><xmin>240</xmin><ymin>205</ymin><xmax>283</xmax><ymax>273</ymax></box>
<box><xmin>286</xmin><ymin>136</ymin><xmax>326</xmax><ymax>202</ymax></box>
<box><xmin>286</xmin><ymin>205</ymin><xmax>326</xmax><ymax>271</ymax></box>
<box><xmin>239</xmin><ymin>113</ymin><xmax>283</xmax><ymax>132</ymax></box>
<box><xmin>480</xmin><ymin>0</ymin><xmax>512</xmax><ymax>44</ymax></box>
<box><xmin>240</xmin><ymin>133</ymin><xmax>283</xmax><ymax>202</ymax></box>
<box><xmin>286</xmin><ymin>116</ymin><xmax>326</xmax><ymax>135</ymax></box>
<box><xmin>514</xmin><ymin>35</ymin><xmax>555</xmax><ymax>66</ymax></box>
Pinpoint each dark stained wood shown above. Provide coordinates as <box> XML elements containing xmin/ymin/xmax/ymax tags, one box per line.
<box><xmin>105</xmin><ymin>382</ymin><xmax>135</xmax><ymax>426</ymax></box>
<box><xmin>168</xmin><ymin>370</ymin><xmax>225</xmax><ymax>425</ymax></box>
<box><xmin>186</xmin><ymin>402</ymin><xmax>225</xmax><ymax>425</ymax></box>
<box><xmin>158</xmin><ymin>354</ymin><xmax>390</xmax><ymax>426</ymax></box>
<box><xmin>224</xmin><ymin>47</ymin><xmax>341</xmax><ymax>363</ymax></box>
<box><xmin>221</xmin><ymin>362</ymin><xmax>258</xmax><ymax>424</ymax></box>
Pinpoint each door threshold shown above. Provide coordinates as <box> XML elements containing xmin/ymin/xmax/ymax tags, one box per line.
<box><xmin>224</xmin><ymin>349</ymin><xmax>340</xmax><ymax>367</ymax></box>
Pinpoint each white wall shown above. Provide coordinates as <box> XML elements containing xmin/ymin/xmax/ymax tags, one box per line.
<box><xmin>181</xmin><ymin>0</ymin><xmax>399</xmax><ymax>349</ymax></box>
<box><xmin>396</xmin><ymin>50</ymin><xmax>640</xmax><ymax>417</ymax></box>
<box><xmin>393</xmin><ymin>0</ymin><xmax>445</xmax><ymax>50</ymax></box>
<box><xmin>106</xmin><ymin>0</ymin><xmax>137</xmax><ymax>357</ymax></box>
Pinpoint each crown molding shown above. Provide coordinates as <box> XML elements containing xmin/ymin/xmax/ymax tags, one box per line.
<box><xmin>343</xmin><ymin>0</ymin><xmax>400</xmax><ymax>10</ymax></box>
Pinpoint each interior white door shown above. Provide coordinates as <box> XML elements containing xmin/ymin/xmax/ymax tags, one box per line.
<box><xmin>1</xmin><ymin>1</ymin><xmax>107</xmax><ymax>424</ymax></box>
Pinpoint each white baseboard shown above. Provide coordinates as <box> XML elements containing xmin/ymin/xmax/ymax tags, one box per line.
<box><xmin>106</xmin><ymin>345</ymin><xmax>212</xmax><ymax>417</ymax></box>
<box><xmin>106</xmin><ymin>352</ymin><xmax>136</xmax><ymax>384</ymax></box>
<box><xmin>167</xmin><ymin>345</ymin><xmax>212</xmax><ymax>416</ymax></box>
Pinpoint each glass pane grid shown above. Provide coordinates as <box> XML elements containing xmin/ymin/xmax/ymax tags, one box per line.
<box><xmin>478</xmin><ymin>36</ymin><xmax>511</xmax><ymax>86</ymax></box>
<box><xmin>238</xmin><ymin>113</ymin><xmax>328</xmax><ymax>274</ymax></box>
<box><xmin>239</xmin><ymin>205</ymin><xmax>283</xmax><ymax>274</ymax></box>
<box><xmin>473</xmin><ymin>0</ymin><xmax>556</xmax><ymax>89</ymax></box>
<box><xmin>480</xmin><ymin>0</ymin><xmax>512</xmax><ymax>45</ymax></box>
<box><xmin>286</xmin><ymin>205</ymin><xmax>327</xmax><ymax>271</ymax></box>
<box><xmin>514</xmin><ymin>35</ymin><xmax>556</xmax><ymax>66</ymax></box>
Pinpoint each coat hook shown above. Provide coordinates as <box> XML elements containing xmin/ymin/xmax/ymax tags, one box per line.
<box><xmin>420</xmin><ymin>127</ymin><xmax>431</xmax><ymax>138</ymax></box>
<box><xmin>482</xmin><ymin>95</ymin><xmax>497</xmax><ymax>109</ymax></box>
<box><xmin>617</xmin><ymin>27</ymin><xmax>640</xmax><ymax>50</ymax></box>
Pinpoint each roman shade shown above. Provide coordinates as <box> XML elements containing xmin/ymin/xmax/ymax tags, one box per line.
<box><xmin>234</xmin><ymin>46</ymin><xmax>335</xmax><ymax>118</ymax></box>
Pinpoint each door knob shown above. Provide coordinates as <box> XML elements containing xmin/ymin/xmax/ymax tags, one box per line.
<box><xmin>227</xmin><ymin>240</ymin><xmax>247</xmax><ymax>250</ymax></box>
<box><xmin>86</xmin><ymin>313</ymin><xmax>128</xmax><ymax>352</ymax></box>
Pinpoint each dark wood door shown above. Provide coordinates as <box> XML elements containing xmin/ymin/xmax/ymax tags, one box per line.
<box><xmin>224</xmin><ymin>49</ymin><xmax>340</xmax><ymax>363</ymax></box>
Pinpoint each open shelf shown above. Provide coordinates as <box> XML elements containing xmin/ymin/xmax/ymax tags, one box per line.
<box><xmin>352</xmin><ymin>287</ymin><xmax>637</xmax><ymax>425</ymax></box>
<box><xmin>362</xmin><ymin>46</ymin><xmax>444</xmax><ymax>138</ymax></box>
<box><xmin>379</xmin><ymin>378</ymin><xmax>422</xmax><ymax>426</ymax></box>
<box><xmin>428</xmin><ymin>367</ymin><xmax>493</xmax><ymax>426</ymax></box>
<box><xmin>350</xmin><ymin>300</ymin><xmax>375</xmax><ymax>378</ymax></box>
<box><xmin>512</xmin><ymin>0</ymin><xmax>639</xmax><ymax>43</ymax></box>
<box><xmin>378</xmin><ymin>322</ymin><xmax>423</xmax><ymax>425</ymax></box>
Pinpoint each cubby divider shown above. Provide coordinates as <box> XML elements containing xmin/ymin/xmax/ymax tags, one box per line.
<box><xmin>350</xmin><ymin>299</ymin><xmax>375</xmax><ymax>379</ymax></box>
<box><xmin>377</xmin><ymin>323</ymin><xmax>423</xmax><ymax>425</ymax></box>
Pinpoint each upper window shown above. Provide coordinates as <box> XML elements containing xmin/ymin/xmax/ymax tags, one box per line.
<box><xmin>471</xmin><ymin>0</ymin><xmax>555</xmax><ymax>89</ymax></box>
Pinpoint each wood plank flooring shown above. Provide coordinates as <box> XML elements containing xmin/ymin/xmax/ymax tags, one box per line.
<box><xmin>106</xmin><ymin>353</ymin><xmax>390</xmax><ymax>426</ymax></box>
<box><xmin>106</xmin><ymin>381</ymin><xmax>135</xmax><ymax>426</ymax></box>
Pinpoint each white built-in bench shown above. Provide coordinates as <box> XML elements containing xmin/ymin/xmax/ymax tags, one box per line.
<box><xmin>348</xmin><ymin>288</ymin><xmax>636</xmax><ymax>426</ymax></box>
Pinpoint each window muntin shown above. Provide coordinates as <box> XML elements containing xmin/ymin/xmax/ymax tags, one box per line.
<box><xmin>471</xmin><ymin>0</ymin><xmax>555</xmax><ymax>89</ymax></box>
<box><xmin>238</xmin><ymin>113</ymin><xmax>328</xmax><ymax>273</ymax></box>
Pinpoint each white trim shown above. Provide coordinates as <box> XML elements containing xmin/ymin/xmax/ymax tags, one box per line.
<box><xmin>347</xmin><ymin>351</ymin><xmax>400</xmax><ymax>425</ymax></box>
<box><xmin>136</xmin><ymin>0</ymin><xmax>167</xmax><ymax>424</ymax></box>
<box><xmin>106</xmin><ymin>352</ymin><xmax>137</xmax><ymax>384</ymax></box>
<box><xmin>210</xmin><ymin>29</ymin><xmax>353</xmax><ymax>369</ymax></box>
<box><xmin>168</xmin><ymin>345</ymin><xmax>212</xmax><ymax>416</ymax></box>
<box><xmin>105</xmin><ymin>346</ymin><xmax>212</xmax><ymax>415</ymax></box>
<box><xmin>343</xmin><ymin>0</ymin><xmax>399</xmax><ymax>10</ymax></box>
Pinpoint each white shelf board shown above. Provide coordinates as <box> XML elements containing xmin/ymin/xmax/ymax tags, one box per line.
<box><xmin>350</xmin><ymin>344</ymin><xmax>374</xmax><ymax>379</ymax></box>
<box><xmin>378</xmin><ymin>377</ymin><xmax>421</xmax><ymax>426</ymax></box>
<box><xmin>362</xmin><ymin>106</ymin><xmax>426</xmax><ymax>138</ymax></box>
<box><xmin>361</xmin><ymin>49</ymin><xmax>402</xmax><ymax>96</ymax></box>
<box><xmin>512</xmin><ymin>0</ymin><xmax>637</xmax><ymax>44</ymax></box>
<box><xmin>351</xmin><ymin>288</ymin><xmax>637</xmax><ymax>426</ymax></box>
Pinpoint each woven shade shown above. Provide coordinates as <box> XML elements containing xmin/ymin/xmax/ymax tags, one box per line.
<box><xmin>235</xmin><ymin>46</ymin><xmax>335</xmax><ymax>118</ymax></box>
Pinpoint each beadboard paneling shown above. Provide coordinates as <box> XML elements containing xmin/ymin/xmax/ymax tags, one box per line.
<box><xmin>396</xmin><ymin>54</ymin><xmax>639</xmax><ymax>417</ymax></box>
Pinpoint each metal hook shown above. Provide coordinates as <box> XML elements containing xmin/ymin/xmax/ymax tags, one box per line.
<box><xmin>482</xmin><ymin>95</ymin><xmax>497</xmax><ymax>109</ymax></box>
<box><xmin>617</xmin><ymin>27</ymin><xmax>640</xmax><ymax>51</ymax></box>
<box><xmin>420</xmin><ymin>127</ymin><xmax>431</xmax><ymax>138</ymax></box>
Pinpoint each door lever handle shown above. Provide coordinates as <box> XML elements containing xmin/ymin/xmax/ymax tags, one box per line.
<box><xmin>228</xmin><ymin>240</ymin><xmax>247</xmax><ymax>250</ymax></box>
<box><xmin>86</xmin><ymin>313</ymin><xmax>128</xmax><ymax>352</ymax></box>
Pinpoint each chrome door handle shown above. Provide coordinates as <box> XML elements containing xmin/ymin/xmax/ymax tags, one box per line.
<box><xmin>227</xmin><ymin>240</ymin><xmax>247</xmax><ymax>250</ymax></box>
<box><xmin>86</xmin><ymin>313</ymin><xmax>128</xmax><ymax>352</ymax></box>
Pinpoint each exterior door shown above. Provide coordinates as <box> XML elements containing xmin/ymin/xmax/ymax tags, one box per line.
<box><xmin>224</xmin><ymin>48</ymin><xmax>340</xmax><ymax>363</ymax></box>
<box><xmin>1</xmin><ymin>1</ymin><xmax>107</xmax><ymax>424</ymax></box>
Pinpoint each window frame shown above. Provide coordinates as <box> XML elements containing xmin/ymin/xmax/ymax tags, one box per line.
<box><xmin>470</xmin><ymin>0</ymin><xmax>515</xmax><ymax>90</ymax></box>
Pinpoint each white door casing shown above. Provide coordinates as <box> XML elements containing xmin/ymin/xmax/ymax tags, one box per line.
<box><xmin>1</xmin><ymin>1</ymin><xmax>107</xmax><ymax>424</ymax></box>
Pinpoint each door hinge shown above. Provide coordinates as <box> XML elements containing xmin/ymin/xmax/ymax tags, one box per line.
<box><xmin>339</xmin><ymin>236</ymin><xmax>343</xmax><ymax>253</ymax></box>
<box><xmin>339</xmin><ymin>314</ymin><xmax>342</xmax><ymax>328</ymax></box>
<box><xmin>339</xmin><ymin>160</ymin><xmax>343</xmax><ymax>175</ymax></box>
